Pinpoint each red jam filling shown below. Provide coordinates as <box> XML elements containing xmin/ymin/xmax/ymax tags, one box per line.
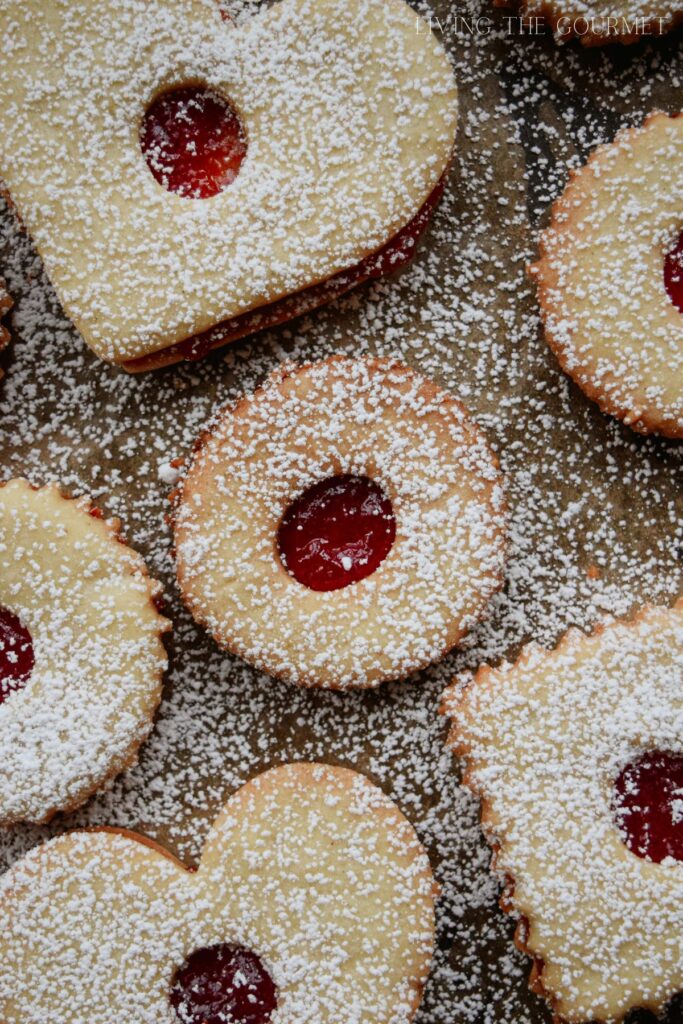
<box><xmin>141</xmin><ymin>86</ymin><xmax>247</xmax><ymax>199</ymax></box>
<box><xmin>170</xmin><ymin>945</ymin><xmax>277</xmax><ymax>1024</ymax></box>
<box><xmin>613</xmin><ymin>750</ymin><xmax>683</xmax><ymax>863</ymax></box>
<box><xmin>0</xmin><ymin>606</ymin><xmax>34</xmax><ymax>703</ymax></box>
<box><xmin>277</xmin><ymin>474</ymin><xmax>396</xmax><ymax>592</ymax></box>
<box><xmin>664</xmin><ymin>228</ymin><xmax>683</xmax><ymax>314</ymax></box>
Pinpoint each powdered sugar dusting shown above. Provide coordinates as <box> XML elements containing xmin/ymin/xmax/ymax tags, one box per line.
<box><xmin>173</xmin><ymin>355</ymin><xmax>507</xmax><ymax>689</ymax></box>
<box><xmin>0</xmin><ymin>764</ymin><xmax>435</xmax><ymax>1024</ymax></box>
<box><xmin>531</xmin><ymin>112</ymin><xmax>683</xmax><ymax>437</ymax></box>
<box><xmin>0</xmin><ymin>1</ymin><xmax>681</xmax><ymax>1021</ymax></box>
<box><xmin>0</xmin><ymin>480</ymin><xmax>168</xmax><ymax>826</ymax></box>
<box><xmin>0</xmin><ymin>277</ymin><xmax>10</xmax><ymax>376</ymax></box>
<box><xmin>444</xmin><ymin>603</ymin><xmax>683</xmax><ymax>1021</ymax></box>
<box><xmin>0</xmin><ymin>0</ymin><xmax>456</xmax><ymax>363</ymax></box>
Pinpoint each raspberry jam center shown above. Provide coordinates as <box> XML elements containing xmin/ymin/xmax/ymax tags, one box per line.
<box><xmin>171</xmin><ymin>945</ymin><xmax>276</xmax><ymax>1024</ymax></box>
<box><xmin>664</xmin><ymin>228</ymin><xmax>683</xmax><ymax>314</ymax></box>
<box><xmin>0</xmin><ymin>606</ymin><xmax>34</xmax><ymax>703</ymax></box>
<box><xmin>141</xmin><ymin>86</ymin><xmax>246</xmax><ymax>199</ymax></box>
<box><xmin>278</xmin><ymin>475</ymin><xmax>396</xmax><ymax>592</ymax></box>
<box><xmin>613</xmin><ymin>750</ymin><xmax>683</xmax><ymax>863</ymax></box>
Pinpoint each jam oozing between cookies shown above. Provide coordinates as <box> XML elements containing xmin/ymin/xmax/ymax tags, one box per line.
<box><xmin>664</xmin><ymin>228</ymin><xmax>683</xmax><ymax>314</ymax></box>
<box><xmin>614</xmin><ymin>750</ymin><xmax>683</xmax><ymax>863</ymax></box>
<box><xmin>278</xmin><ymin>474</ymin><xmax>396</xmax><ymax>592</ymax></box>
<box><xmin>0</xmin><ymin>606</ymin><xmax>34</xmax><ymax>702</ymax></box>
<box><xmin>141</xmin><ymin>86</ymin><xmax>247</xmax><ymax>199</ymax></box>
<box><xmin>123</xmin><ymin>176</ymin><xmax>447</xmax><ymax>371</ymax></box>
<box><xmin>171</xmin><ymin>944</ymin><xmax>277</xmax><ymax>1024</ymax></box>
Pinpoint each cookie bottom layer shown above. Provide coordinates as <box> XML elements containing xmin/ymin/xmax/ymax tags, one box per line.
<box><xmin>122</xmin><ymin>178</ymin><xmax>446</xmax><ymax>373</ymax></box>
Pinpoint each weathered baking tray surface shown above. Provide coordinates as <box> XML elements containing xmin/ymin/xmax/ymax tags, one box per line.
<box><xmin>0</xmin><ymin>2</ymin><xmax>681</xmax><ymax>1021</ymax></box>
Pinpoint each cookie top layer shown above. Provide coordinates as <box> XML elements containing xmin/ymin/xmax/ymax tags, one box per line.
<box><xmin>443</xmin><ymin>602</ymin><xmax>683</xmax><ymax>1023</ymax></box>
<box><xmin>0</xmin><ymin>479</ymin><xmax>168</xmax><ymax>824</ymax></box>
<box><xmin>531</xmin><ymin>112</ymin><xmax>683</xmax><ymax>437</ymax></box>
<box><xmin>173</xmin><ymin>356</ymin><xmax>507</xmax><ymax>689</ymax></box>
<box><xmin>0</xmin><ymin>0</ymin><xmax>457</xmax><ymax>364</ymax></box>
<box><xmin>0</xmin><ymin>762</ymin><xmax>436</xmax><ymax>1024</ymax></box>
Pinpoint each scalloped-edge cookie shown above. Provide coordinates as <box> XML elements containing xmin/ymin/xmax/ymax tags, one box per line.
<box><xmin>0</xmin><ymin>479</ymin><xmax>169</xmax><ymax>825</ymax></box>
<box><xmin>172</xmin><ymin>355</ymin><xmax>507</xmax><ymax>690</ymax></box>
<box><xmin>0</xmin><ymin>0</ymin><xmax>457</xmax><ymax>369</ymax></box>
<box><xmin>442</xmin><ymin>601</ymin><xmax>683</xmax><ymax>1023</ymax></box>
<box><xmin>530</xmin><ymin>112</ymin><xmax>683</xmax><ymax>437</ymax></box>
<box><xmin>0</xmin><ymin>762</ymin><xmax>436</xmax><ymax>1024</ymax></box>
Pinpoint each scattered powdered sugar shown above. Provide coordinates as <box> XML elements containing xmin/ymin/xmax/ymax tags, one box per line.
<box><xmin>173</xmin><ymin>356</ymin><xmax>506</xmax><ymax>689</ymax></box>
<box><xmin>0</xmin><ymin>764</ymin><xmax>435</xmax><ymax>1024</ymax></box>
<box><xmin>531</xmin><ymin>112</ymin><xmax>683</xmax><ymax>436</ymax></box>
<box><xmin>504</xmin><ymin>0</ymin><xmax>682</xmax><ymax>46</ymax></box>
<box><xmin>0</xmin><ymin>480</ymin><xmax>168</xmax><ymax>826</ymax></box>
<box><xmin>0</xmin><ymin>0</ymin><xmax>456</xmax><ymax>364</ymax></box>
<box><xmin>158</xmin><ymin>461</ymin><xmax>183</xmax><ymax>486</ymax></box>
<box><xmin>444</xmin><ymin>604</ymin><xmax>683</xmax><ymax>1022</ymax></box>
<box><xmin>672</xmin><ymin>797</ymin><xmax>683</xmax><ymax>825</ymax></box>
<box><xmin>0</xmin><ymin>278</ymin><xmax>10</xmax><ymax>377</ymax></box>
<box><xmin>0</xmin><ymin>0</ymin><xmax>680</xmax><ymax>1021</ymax></box>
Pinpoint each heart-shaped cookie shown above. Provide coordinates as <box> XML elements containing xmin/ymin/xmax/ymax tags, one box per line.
<box><xmin>0</xmin><ymin>763</ymin><xmax>436</xmax><ymax>1024</ymax></box>
<box><xmin>0</xmin><ymin>0</ymin><xmax>457</xmax><ymax>369</ymax></box>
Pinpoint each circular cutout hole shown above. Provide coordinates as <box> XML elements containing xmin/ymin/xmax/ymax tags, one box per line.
<box><xmin>277</xmin><ymin>474</ymin><xmax>396</xmax><ymax>592</ymax></box>
<box><xmin>664</xmin><ymin>228</ymin><xmax>683</xmax><ymax>314</ymax></box>
<box><xmin>613</xmin><ymin>750</ymin><xmax>683</xmax><ymax>863</ymax></box>
<box><xmin>141</xmin><ymin>86</ymin><xmax>247</xmax><ymax>199</ymax></box>
<box><xmin>170</xmin><ymin>944</ymin><xmax>277</xmax><ymax>1024</ymax></box>
<box><xmin>0</xmin><ymin>606</ymin><xmax>34</xmax><ymax>703</ymax></box>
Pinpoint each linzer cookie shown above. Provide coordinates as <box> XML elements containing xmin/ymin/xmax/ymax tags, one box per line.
<box><xmin>173</xmin><ymin>356</ymin><xmax>507</xmax><ymax>690</ymax></box>
<box><xmin>530</xmin><ymin>112</ymin><xmax>683</xmax><ymax>437</ymax></box>
<box><xmin>0</xmin><ymin>762</ymin><xmax>436</xmax><ymax>1024</ymax></box>
<box><xmin>442</xmin><ymin>602</ymin><xmax>683</xmax><ymax>1023</ymax></box>
<box><xmin>0</xmin><ymin>0</ymin><xmax>457</xmax><ymax>370</ymax></box>
<box><xmin>0</xmin><ymin>479</ymin><xmax>169</xmax><ymax>825</ymax></box>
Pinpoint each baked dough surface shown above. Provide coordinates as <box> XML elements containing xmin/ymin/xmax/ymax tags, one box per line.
<box><xmin>0</xmin><ymin>762</ymin><xmax>435</xmax><ymax>1024</ymax></box>
<box><xmin>443</xmin><ymin>602</ymin><xmax>683</xmax><ymax>1023</ymax></box>
<box><xmin>0</xmin><ymin>0</ymin><xmax>457</xmax><ymax>364</ymax></box>
<box><xmin>531</xmin><ymin>112</ymin><xmax>683</xmax><ymax>437</ymax></box>
<box><xmin>0</xmin><ymin>479</ymin><xmax>168</xmax><ymax>825</ymax></box>
<box><xmin>174</xmin><ymin>356</ymin><xmax>507</xmax><ymax>689</ymax></box>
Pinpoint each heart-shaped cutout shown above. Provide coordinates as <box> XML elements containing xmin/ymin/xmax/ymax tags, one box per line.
<box><xmin>0</xmin><ymin>763</ymin><xmax>436</xmax><ymax>1023</ymax></box>
<box><xmin>0</xmin><ymin>0</ymin><xmax>457</xmax><ymax>369</ymax></box>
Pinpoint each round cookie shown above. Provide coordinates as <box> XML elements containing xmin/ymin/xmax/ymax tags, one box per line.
<box><xmin>0</xmin><ymin>479</ymin><xmax>169</xmax><ymax>825</ymax></box>
<box><xmin>173</xmin><ymin>356</ymin><xmax>507</xmax><ymax>690</ymax></box>
<box><xmin>443</xmin><ymin>601</ymin><xmax>683</xmax><ymax>1023</ymax></box>
<box><xmin>0</xmin><ymin>762</ymin><xmax>436</xmax><ymax>1024</ymax></box>
<box><xmin>530</xmin><ymin>112</ymin><xmax>683</xmax><ymax>437</ymax></box>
